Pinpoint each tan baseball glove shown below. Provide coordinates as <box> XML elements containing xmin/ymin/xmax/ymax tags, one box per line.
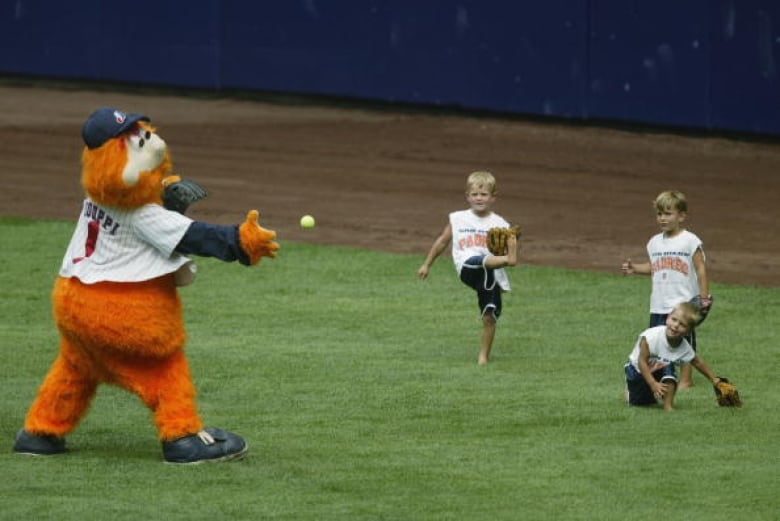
<box><xmin>713</xmin><ymin>377</ymin><xmax>742</xmax><ymax>407</ymax></box>
<box><xmin>486</xmin><ymin>226</ymin><xmax>521</xmax><ymax>256</ymax></box>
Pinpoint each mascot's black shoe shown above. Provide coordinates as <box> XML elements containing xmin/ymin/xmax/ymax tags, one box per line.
<box><xmin>162</xmin><ymin>427</ymin><xmax>247</xmax><ymax>464</ymax></box>
<box><xmin>13</xmin><ymin>429</ymin><xmax>67</xmax><ymax>456</ymax></box>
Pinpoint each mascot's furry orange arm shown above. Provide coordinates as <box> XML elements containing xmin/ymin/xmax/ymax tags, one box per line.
<box><xmin>238</xmin><ymin>210</ymin><xmax>279</xmax><ymax>265</ymax></box>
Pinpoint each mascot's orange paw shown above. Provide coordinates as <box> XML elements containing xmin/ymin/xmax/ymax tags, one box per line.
<box><xmin>238</xmin><ymin>210</ymin><xmax>279</xmax><ymax>265</ymax></box>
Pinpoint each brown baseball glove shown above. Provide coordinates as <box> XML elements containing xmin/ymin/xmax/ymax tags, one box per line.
<box><xmin>486</xmin><ymin>226</ymin><xmax>521</xmax><ymax>256</ymax></box>
<box><xmin>713</xmin><ymin>377</ymin><xmax>742</xmax><ymax>407</ymax></box>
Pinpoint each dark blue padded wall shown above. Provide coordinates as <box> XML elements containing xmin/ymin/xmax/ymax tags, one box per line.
<box><xmin>0</xmin><ymin>1</ymin><xmax>102</xmax><ymax>78</ymax></box>
<box><xmin>588</xmin><ymin>0</ymin><xmax>780</xmax><ymax>135</ymax></box>
<box><xmin>588</xmin><ymin>0</ymin><xmax>713</xmax><ymax>128</ymax></box>
<box><xmin>219</xmin><ymin>1</ymin><xmax>589</xmax><ymax>118</ymax></box>
<box><xmin>95</xmin><ymin>5</ymin><xmax>223</xmax><ymax>88</ymax></box>
<box><xmin>708</xmin><ymin>2</ymin><xmax>780</xmax><ymax>134</ymax></box>
<box><xmin>0</xmin><ymin>1</ymin><xmax>222</xmax><ymax>87</ymax></box>
<box><xmin>1</xmin><ymin>1</ymin><xmax>778</xmax><ymax>135</ymax></box>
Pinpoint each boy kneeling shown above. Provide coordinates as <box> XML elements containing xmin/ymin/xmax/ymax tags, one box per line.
<box><xmin>624</xmin><ymin>301</ymin><xmax>725</xmax><ymax>411</ymax></box>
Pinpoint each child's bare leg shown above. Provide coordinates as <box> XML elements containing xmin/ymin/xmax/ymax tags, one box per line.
<box><xmin>478</xmin><ymin>313</ymin><xmax>497</xmax><ymax>365</ymax></box>
<box><xmin>506</xmin><ymin>234</ymin><xmax>518</xmax><ymax>266</ymax></box>
<box><xmin>484</xmin><ymin>234</ymin><xmax>519</xmax><ymax>269</ymax></box>
<box><xmin>661</xmin><ymin>381</ymin><xmax>676</xmax><ymax>411</ymax></box>
<box><xmin>679</xmin><ymin>364</ymin><xmax>693</xmax><ymax>388</ymax></box>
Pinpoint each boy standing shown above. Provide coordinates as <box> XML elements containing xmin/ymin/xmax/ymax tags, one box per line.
<box><xmin>624</xmin><ymin>301</ymin><xmax>724</xmax><ymax>411</ymax></box>
<box><xmin>418</xmin><ymin>171</ymin><xmax>518</xmax><ymax>365</ymax></box>
<box><xmin>622</xmin><ymin>190</ymin><xmax>712</xmax><ymax>387</ymax></box>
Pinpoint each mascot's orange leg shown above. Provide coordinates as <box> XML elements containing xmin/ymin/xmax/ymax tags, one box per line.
<box><xmin>23</xmin><ymin>338</ymin><xmax>98</xmax><ymax>437</ymax></box>
<box><xmin>23</xmin><ymin>332</ymin><xmax>203</xmax><ymax>441</ymax></box>
<box><xmin>105</xmin><ymin>349</ymin><xmax>203</xmax><ymax>441</ymax></box>
<box><xmin>26</xmin><ymin>276</ymin><xmax>204</xmax><ymax>442</ymax></box>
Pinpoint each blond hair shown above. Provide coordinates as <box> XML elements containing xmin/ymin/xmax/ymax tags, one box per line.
<box><xmin>466</xmin><ymin>170</ymin><xmax>497</xmax><ymax>194</ymax></box>
<box><xmin>673</xmin><ymin>301</ymin><xmax>701</xmax><ymax>328</ymax></box>
<box><xmin>654</xmin><ymin>190</ymin><xmax>688</xmax><ymax>213</ymax></box>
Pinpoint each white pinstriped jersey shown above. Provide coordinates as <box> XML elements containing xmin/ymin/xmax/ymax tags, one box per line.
<box><xmin>449</xmin><ymin>209</ymin><xmax>511</xmax><ymax>291</ymax></box>
<box><xmin>59</xmin><ymin>198</ymin><xmax>193</xmax><ymax>284</ymax></box>
<box><xmin>646</xmin><ymin>230</ymin><xmax>703</xmax><ymax>314</ymax></box>
<box><xmin>627</xmin><ymin>325</ymin><xmax>695</xmax><ymax>372</ymax></box>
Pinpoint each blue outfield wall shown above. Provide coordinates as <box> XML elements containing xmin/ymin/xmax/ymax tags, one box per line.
<box><xmin>1</xmin><ymin>1</ymin><xmax>779</xmax><ymax>136</ymax></box>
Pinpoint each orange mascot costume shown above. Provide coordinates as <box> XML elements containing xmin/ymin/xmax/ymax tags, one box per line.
<box><xmin>13</xmin><ymin>107</ymin><xmax>278</xmax><ymax>464</ymax></box>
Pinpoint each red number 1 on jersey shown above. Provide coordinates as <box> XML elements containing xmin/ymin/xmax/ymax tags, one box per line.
<box><xmin>73</xmin><ymin>220</ymin><xmax>99</xmax><ymax>263</ymax></box>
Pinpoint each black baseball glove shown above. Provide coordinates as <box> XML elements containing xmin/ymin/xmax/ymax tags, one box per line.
<box><xmin>689</xmin><ymin>294</ymin><xmax>714</xmax><ymax>325</ymax></box>
<box><xmin>162</xmin><ymin>176</ymin><xmax>208</xmax><ymax>214</ymax></box>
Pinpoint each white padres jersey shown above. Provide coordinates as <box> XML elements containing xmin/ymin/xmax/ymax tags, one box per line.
<box><xmin>59</xmin><ymin>198</ymin><xmax>193</xmax><ymax>284</ymax></box>
<box><xmin>449</xmin><ymin>209</ymin><xmax>511</xmax><ymax>291</ymax></box>
<box><xmin>646</xmin><ymin>230</ymin><xmax>703</xmax><ymax>314</ymax></box>
<box><xmin>627</xmin><ymin>325</ymin><xmax>695</xmax><ymax>372</ymax></box>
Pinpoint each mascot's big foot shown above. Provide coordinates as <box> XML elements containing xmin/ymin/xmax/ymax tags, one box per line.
<box><xmin>13</xmin><ymin>430</ymin><xmax>66</xmax><ymax>456</ymax></box>
<box><xmin>13</xmin><ymin>427</ymin><xmax>247</xmax><ymax>464</ymax></box>
<box><xmin>162</xmin><ymin>428</ymin><xmax>247</xmax><ymax>464</ymax></box>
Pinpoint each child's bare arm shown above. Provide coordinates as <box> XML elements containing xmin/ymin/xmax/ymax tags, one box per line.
<box><xmin>637</xmin><ymin>338</ymin><xmax>667</xmax><ymax>396</ymax></box>
<box><xmin>692</xmin><ymin>248</ymin><xmax>710</xmax><ymax>297</ymax></box>
<box><xmin>622</xmin><ymin>257</ymin><xmax>651</xmax><ymax>275</ymax></box>
<box><xmin>689</xmin><ymin>355</ymin><xmax>720</xmax><ymax>385</ymax></box>
<box><xmin>418</xmin><ymin>224</ymin><xmax>452</xmax><ymax>279</ymax></box>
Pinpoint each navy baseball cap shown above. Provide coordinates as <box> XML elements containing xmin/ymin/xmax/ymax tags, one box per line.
<box><xmin>81</xmin><ymin>107</ymin><xmax>150</xmax><ymax>149</ymax></box>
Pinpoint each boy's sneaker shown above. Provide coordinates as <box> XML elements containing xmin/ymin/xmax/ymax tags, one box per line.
<box><xmin>13</xmin><ymin>429</ymin><xmax>67</xmax><ymax>456</ymax></box>
<box><xmin>162</xmin><ymin>427</ymin><xmax>247</xmax><ymax>464</ymax></box>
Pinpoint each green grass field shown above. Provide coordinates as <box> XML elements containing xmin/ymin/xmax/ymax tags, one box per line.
<box><xmin>1</xmin><ymin>218</ymin><xmax>778</xmax><ymax>521</ymax></box>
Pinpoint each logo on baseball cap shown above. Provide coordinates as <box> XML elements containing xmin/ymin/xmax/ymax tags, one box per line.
<box><xmin>81</xmin><ymin>107</ymin><xmax>150</xmax><ymax>149</ymax></box>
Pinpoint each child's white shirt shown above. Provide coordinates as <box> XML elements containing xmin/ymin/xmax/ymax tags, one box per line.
<box><xmin>627</xmin><ymin>325</ymin><xmax>695</xmax><ymax>372</ymax></box>
<box><xmin>449</xmin><ymin>209</ymin><xmax>511</xmax><ymax>291</ymax></box>
<box><xmin>646</xmin><ymin>229</ymin><xmax>703</xmax><ymax>313</ymax></box>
